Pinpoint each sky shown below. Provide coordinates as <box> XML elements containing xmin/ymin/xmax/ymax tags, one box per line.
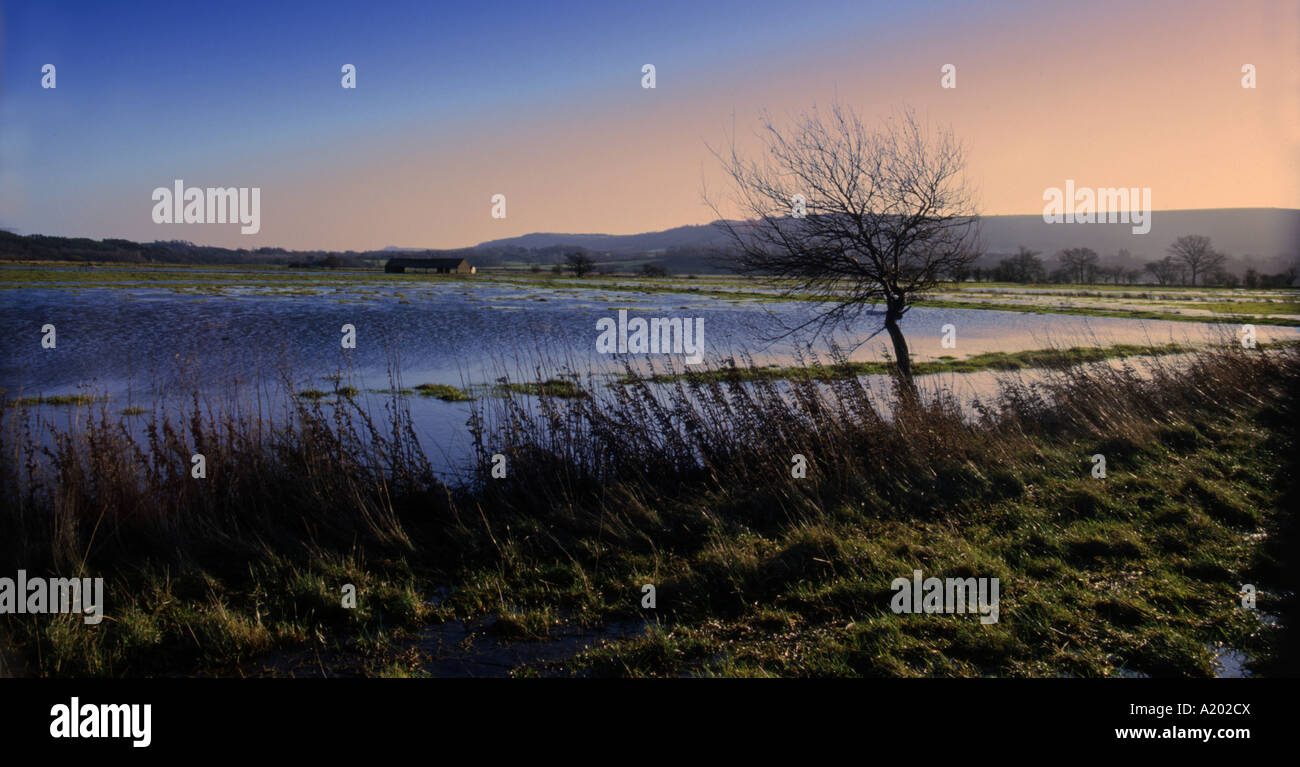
<box><xmin>2</xmin><ymin>0</ymin><xmax>1298</xmax><ymax>250</ymax></box>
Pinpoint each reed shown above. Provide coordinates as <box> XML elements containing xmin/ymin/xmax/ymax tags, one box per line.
<box><xmin>1</xmin><ymin>341</ymin><xmax>1294</xmax><ymax>676</ymax></box>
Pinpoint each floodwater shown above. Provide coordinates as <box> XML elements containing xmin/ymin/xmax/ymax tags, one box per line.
<box><xmin>3</xmin><ymin>274</ymin><xmax>1298</xmax><ymax>479</ymax></box>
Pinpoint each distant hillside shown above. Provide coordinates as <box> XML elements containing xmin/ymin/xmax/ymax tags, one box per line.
<box><xmin>0</xmin><ymin>231</ymin><xmax>465</xmax><ymax>268</ymax></box>
<box><xmin>474</xmin><ymin>223</ymin><xmax>731</xmax><ymax>254</ymax></box>
<box><xmin>3</xmin><ymin>209</ymin><xmax>1295</xmax><ymax>277</ymax></box>
<box><xmin>474</xmin><ymin>209</ymin><xmax>1300</xmax><ymax>274</ymax></box>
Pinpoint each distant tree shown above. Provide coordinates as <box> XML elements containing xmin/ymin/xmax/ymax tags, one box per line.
<box><xmin>565</xmin><ymin>251</ymin><xmax>595</xmax><ymax>277</ymax></box>
<box><xmin>1105</xmin><ymin>249</ymin><xmax>1135</xmax><ymax>284</ymax></box>
<box><xmin>994</xmin><ymin>247</ymin><xmax>1045</xmax><ymax>283</ymax></box>
<box><xmin>1167</xmin><ymin>235</ymin><xmax>1224</xmax><ymax>286</ymax></box>
<box><xmin>1057</xmin><ymin>247</ymin><xmax>1099</xmax><ymax>283</ymax></box>
<box><xmin>1144</xmin><ymin>256</ymin><xmax>1179</xmax><ymax>286</ymax></box>
<box><xmin>639</xmin><ymin>263</ymin><xmax>668</xmax><ymax>277</ymax></box>
<box><xmin>1244</xmin><ymin>268</ymin><xmax>1259</xmax><ymax>289</ymax></box>
<box><xmin>1259</xmin><ymin>267</ymin><xmax>1297</xmax><ymax>289</ymax></box>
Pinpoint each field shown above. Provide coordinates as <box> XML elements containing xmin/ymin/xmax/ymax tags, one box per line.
<box><xmin>4</xmin><ymin>262</ymin><xmax>1299</xmax><ymax>327</ymax></box>
<box><xmin>1</xmin><ymin>262</ymin><xmax>1297</xmax><ymax>677</ymax></box>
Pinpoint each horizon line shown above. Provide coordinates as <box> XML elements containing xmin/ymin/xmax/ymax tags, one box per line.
<box><xmin>4</xmin><ymin>206</ymin><xmax>1298</xmax><ymax>254</ymax></box>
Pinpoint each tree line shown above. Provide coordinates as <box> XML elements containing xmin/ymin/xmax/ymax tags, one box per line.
<box><xmin>982</xmin><ymin>236</ymin><xmax>1297</xmax><ymax>287</ymax></box>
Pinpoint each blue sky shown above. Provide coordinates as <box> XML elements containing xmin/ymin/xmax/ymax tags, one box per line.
<box><xmin>3</xmin><ymin>0</ymin><xmax>921</xmax><ymax>177</ymax></box>
<box><xmin>3</xmin><ymin>0</ymin><xmax>1295</xmax><ymax>249</ymax></box>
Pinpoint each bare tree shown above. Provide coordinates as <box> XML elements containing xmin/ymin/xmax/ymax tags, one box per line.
<box><xmin>995</xmin><ymin>247</ymin><xmax>1045</xmax><ymax>283</ymax></box>
<box><xmin>1144</xmin><ymin>256</ymin><xmax>1179</xmax><ymax>286</ymax></box>
<box><xmin>708</xmin><ymin>105</ymin><xmax>979</xmax><ymax>384</ymax></box>
<box><xmin>565</xmin><ymin>251</ymin><xmax>595</xmax><ymax>277</ymax></box>
<box><xmin>1167</xmin><ymin>235</ymin><xmax>1224</xmax><ymax>287</ymax></box>
<box><xmin>1056</xmin><ymin>247</ymin><xmax>1099</xmax><ymax>284</ymax></box>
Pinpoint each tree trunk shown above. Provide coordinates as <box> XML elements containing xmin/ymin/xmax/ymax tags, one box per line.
<box><xmin>884</xmin><ymin>300</ymin><xmax>913</xmax><ymax>386</ymax></box>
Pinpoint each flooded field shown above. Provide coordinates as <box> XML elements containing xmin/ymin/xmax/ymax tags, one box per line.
<box><xmin>4</xmin><ymin>266</ymin><xmax>1299</xmax><ymax>479</ymax></box>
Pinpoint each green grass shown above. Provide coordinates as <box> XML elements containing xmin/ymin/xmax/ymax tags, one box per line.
<box><xmin>18</xmin><ymin>555</ymin><xmax>433</xmax><ymax>676</ymax></box>
<box><xmin>495</xmin><ymin>378</ymin><xmax>589</xmax><ymax>398</ymax></box>
<box><xmin>914</xmin><ymin>298</ymin><xmax>1300</xmax><ymax>327</ymax></box>
<box><xmin>8</xmin><ymin>394</ymin><xmax>105</xmax><ymax>407</ymax></box>
<box><xmin>495</xmin><ymin>406</ymin><xmax>1286</xmax><ymax>677</ymax></box>
<box><xmin>448</xmin><ymin>348</ymin><xmax>1297</xmax><ymax>677</ymax></box>
<box><xmin>2</xmin><ymin>340</ymin><xmax>1295</xmax><ymax>678</ymax></box>
<box><xmin>1186</xmin><ymin>300</ymin><xmax>1300</xmax><ymax>315</ymax></box>
<box><xmin>414</xmin><ymin>383</ymin><xmax>473</xmax><ymax>401</ymax></box>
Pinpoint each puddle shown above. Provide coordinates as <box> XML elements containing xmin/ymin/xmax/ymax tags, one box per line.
<box><xmin>1211</xmin><ymin>645</ymin><xmax>1253</xmax><ymax>678</ymax></box>
<box><xmin>240</xmin><ymin>606</ymin><xmax>648</xmax><ymax>678</ymax></box>
<box><xmin>413</xmin><ymin>617</ymin><xmax>648</xmax><ymax>677</ymax></box>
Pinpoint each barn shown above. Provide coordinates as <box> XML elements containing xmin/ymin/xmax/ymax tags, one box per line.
<box><xmin>384</xmin><ymin>257</ymin><xmax>476</xmax><ymax>274</ymax></box>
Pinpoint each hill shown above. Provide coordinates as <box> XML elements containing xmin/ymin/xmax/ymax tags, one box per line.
<box><xmin>473</xmin><ymin>208</ymin><xmax>1299</xmax><ymax>275</ymax></box>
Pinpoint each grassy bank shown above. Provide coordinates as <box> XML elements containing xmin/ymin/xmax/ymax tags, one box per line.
<box><xmin>1</xmin><ymin>345</ymin><xmax>1295</xmax><ymax>676</ymax></box>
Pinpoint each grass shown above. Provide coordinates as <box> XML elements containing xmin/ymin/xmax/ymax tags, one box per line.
<box><xmin>1186</xmin><ymin>300</ymin><xmax>1300</xmax><ymax>315</ymax></box>
<box><xmin>914</xmin><ymin>298</ymin><xmax>1300</xmax><ymax>327</ymax></box>
<box><xmin>495</xmin><ymin>378</ymin><xmax>589</xmax><ymax>398</ymax></box>
<box><xmin>8</xmin><ymin>394</ymin><xmax>106</xmax><ymax>407</ymax></box>
<box><xmin>5</xmin><ymin>262</ymin><xmax>1297</xmax><ymax>326</ymax></box>
<box><xmin>617</xmin><ymin>343</ymin><xmax>1193</xmax><ymax>385</ymax></box>
<box><xmin>414</xmin><ymin>383</ymin><xmax>473</xmax><ymax>401</ymax></box>
<box><xmin>1</xmin><ymin>343</ymin><xmax>1296</xmax><ymax>677</ymax></box>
